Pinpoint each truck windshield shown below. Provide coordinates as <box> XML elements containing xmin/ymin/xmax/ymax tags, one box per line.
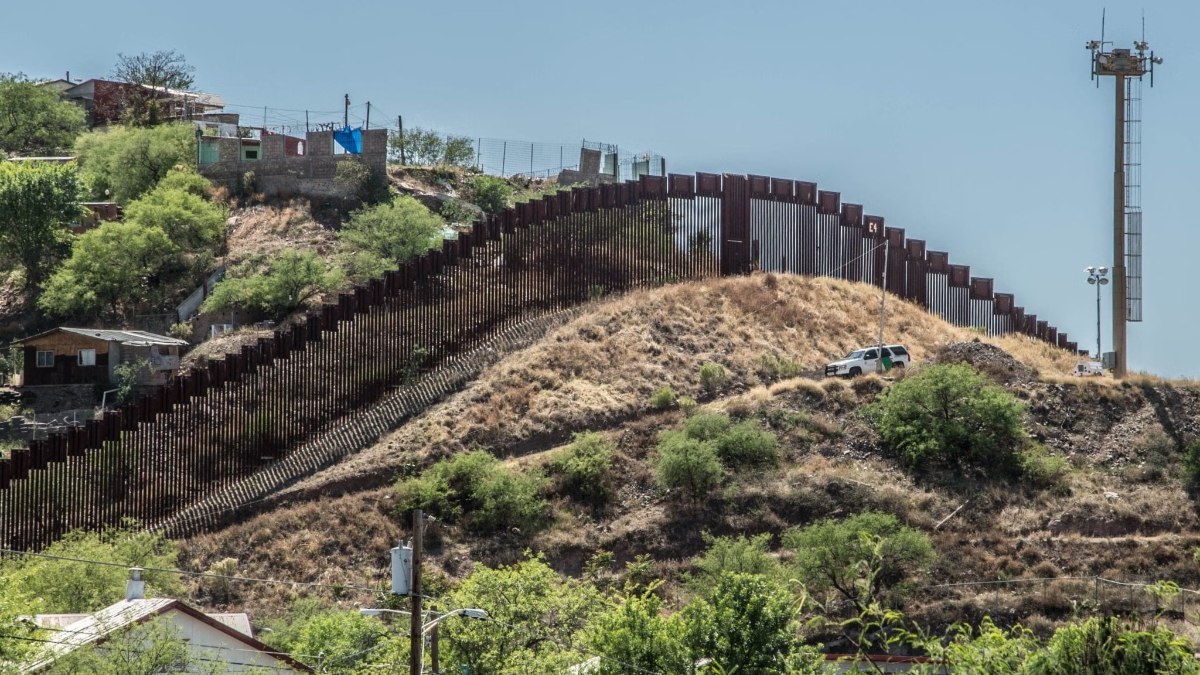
<box><xmin>847</xmin><ymin>350</ymin><xmax>865</xmax><ymax>359</ymax></box>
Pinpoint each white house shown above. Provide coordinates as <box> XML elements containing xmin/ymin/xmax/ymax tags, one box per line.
<box><xmin>26</xmin><ymin>569</ymin><xmax>312</xmax><ymax>673</ymax></box>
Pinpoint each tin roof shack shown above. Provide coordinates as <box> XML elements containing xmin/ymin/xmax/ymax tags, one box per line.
<box><xmin>18</xmin><ymin>328</ymin><xmax>187</xmax><ymax>388</ymax></box>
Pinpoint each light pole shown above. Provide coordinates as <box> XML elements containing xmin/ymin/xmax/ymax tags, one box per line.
<box><xmin>360</xmin><ymin>607</ymin><xmax>488</xmax><ymax>674</ymax></box>
<box><xmin>1086</xmin><ymin>266</ymin><xmax>1109</xmax><ymax>361</ymax></box>
<box><xmin>360</xmin><ymin>605</ymin><xmax>487</xmax><ymax>672</ymax></box>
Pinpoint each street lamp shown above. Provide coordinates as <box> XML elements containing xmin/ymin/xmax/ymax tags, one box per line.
<box><xmin>1086</xmin><ymin>266</ymin><xmax>1109</xmax><ymax>361</ymax></box>
<box><xmin>361</xmin><ymin>607</ymin><xmax>488</xmax><ymax>673</ymax></box>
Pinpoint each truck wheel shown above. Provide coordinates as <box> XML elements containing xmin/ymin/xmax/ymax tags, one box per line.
<box><xmin>892</xmin><ymin>361</ymin><xmax>905</xmax><ymax>370</ymax></box>
<box><xmin>848</xmin><ymin>367</ymin><xmax>862</xmax><ymax>377</ymax></box>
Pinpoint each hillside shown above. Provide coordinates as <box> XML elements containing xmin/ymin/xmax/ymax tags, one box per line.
<box><xmin>175</xmin><ymin>272</ymin><xmax>1200</xmax><ymax>641</ymax></box>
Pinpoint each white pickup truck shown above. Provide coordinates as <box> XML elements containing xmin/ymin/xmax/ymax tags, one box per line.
<box><xmin>824</xmin><ymin>345</ymin><xmax>911</xmax><ymax>378</ymax></box>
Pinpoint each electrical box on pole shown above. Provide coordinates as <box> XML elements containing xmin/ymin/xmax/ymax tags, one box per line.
<box><xmin>391</xmin><ymin>540</ymin><xmax>413</xmax><ymax>596</ymax></box>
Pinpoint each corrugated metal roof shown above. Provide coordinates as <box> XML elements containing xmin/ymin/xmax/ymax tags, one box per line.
<box><xmin>26</xmin><ymin>600</ymin><xmax>311</xmax><ymax>672</ymax></box>
<box><xmin>28</xmin><ymin>598</ymin><xmax>177</xmax><ymax>667</ymax></box>
<box><xmin>20</xmin><ymin>327</ymin><xmax>188</xmax><ymax>347</ymax></box>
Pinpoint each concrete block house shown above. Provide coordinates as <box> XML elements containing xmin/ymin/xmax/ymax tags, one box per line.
<box><xmin>18</xmin><ymin>328</ymin><xmax>187</xmax><ymax>387</ymax></box>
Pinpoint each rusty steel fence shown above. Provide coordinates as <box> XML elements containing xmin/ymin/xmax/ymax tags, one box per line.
<box><xmin>0</xmin><ymin>173</ymin><xmax>1074</xmax><ymax>551</ymax></box>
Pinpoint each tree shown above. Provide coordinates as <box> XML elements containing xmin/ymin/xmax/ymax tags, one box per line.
<box><xmin>443</xmin><ymin>555</ymin><xmax>599</xmax><ymax>675</ymax></box>
<box><xmin>0</xmin><ymin>160</ymin><xmax>82</xmax><ymax>285</ymax></box>
<box><xmin>339</xmin><ymin>196</ymin><xmax>444</xmax><ymax>267</ymax></box>
<box><xmin>444</xmin><ymin>134</ymin><xmax>476</xmax><ymax>167</ymax></box>
<box><xmin>655</xmin><ymin>430</ymin><xmax>723</xmax><ymax>501</ymax></box>
<box><xmin>73</xmin><ymin>123</ymin><xmax>196</xmax><ymax>202</ymax></box>
<box><xmin>866</xmin><ymin>362</ymin><xmax>1027</xmax><ymax>472</ymax></box>
<box><xmin>39</xmin><ymin>221</ymin><xmax>176</xmax><ymax>319</ymax></box>
<box><xmin>681</xmin><ymin>572</ymin><xmax>799</xmax><ymax>674</ymax></box>
<box><xmin>587</xmin><ymin>590</ymin><xmax>689</xmax><ymax>675</ymax></box>
<box><xmin>113</xmin><ymin>50</ymin><xmax>195</xmax><ymax>91</ymax></box>
<box><xmin>1</xmin><ymin>524</ymin><xmax>181</xmax><ymax>614</ymax></box>
<box><xmin>0</xmin><ymin>73</ymin><xmax>85</xmax><ymax>155</ymax></box>
<box><xmin>0</xmin><ymin>574</ymin><xmax>42</xmax><ymax>667</ymax></box>
<box><xmin>783</xmin><ymin>511</ymin><xmax>934</xmax><ymax>614</ymax></box>
<box><xmin>202</xmin><ymin>250</ymin><xmax>344</xmax><ymax>319</ymax></box>
<box><xmin>111</xmin><ymin>50</ymin><xmax>196</xmax><ymax>127</ymax></box>
<box><xmin>688</xmin><ymin>533</ymin><xmax>781</xmax><ymax>593</ymax></box>
<box><xmin>122</xmin><ymin>168</ymin><xmax>225</xmax><ymax>249</ymax></box>
<box><xmin>262</xmin><ymin>601</ymin><xmax>399</xmax><ymax>673</ymax></box>
<box><xmin>468</xmin><ymin>175</ymin><xmax>513</xmax><ymax>215</ymax></box>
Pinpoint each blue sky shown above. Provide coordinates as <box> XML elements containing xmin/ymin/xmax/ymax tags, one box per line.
<box><xmin>5</xmin><ymin>1</ymin><xmax>1196</xmax><ymax>376</ymax></box>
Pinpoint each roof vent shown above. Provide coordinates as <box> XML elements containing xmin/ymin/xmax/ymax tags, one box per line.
<box><xmin>125</xmin><ymin>567</ymin><xmax>145</xmax><ymax>601</ymax></box>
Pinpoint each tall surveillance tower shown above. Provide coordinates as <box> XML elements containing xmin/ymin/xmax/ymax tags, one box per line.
<box><xmin>1087</xmin><ymin>18</ymin><xmax>1161</xmax><ymax>378</ymax></box>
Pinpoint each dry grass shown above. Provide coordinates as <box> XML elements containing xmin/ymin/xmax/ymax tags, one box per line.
<box><xmin>224</xmin><ymin>200</ymin><xmax>341</xmax><ymax>268</ymax></box>
<box><xmin>280</xmin><ymin>273</ymin><xmax>1082</xmax><ymax>495</ymax></box>
<box><xmin>181</xmin><ymin>272</ymin><xmax>1200</xmax><ymax>626</ymax></box>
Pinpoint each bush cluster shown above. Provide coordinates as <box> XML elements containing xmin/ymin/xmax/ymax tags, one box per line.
<box><xmin>866</xmin><ymin>363</ymin><xmax>1026</xmax><ymax>472</ymax></box>
<box><xmin>698</xmin><ymin>362</ymin><xmax>728</xmax><ymax>395</ymax></box>
<box><xmin>649</xmin><ymin>386</ymin><xmax>676</xmax><ymax>410</ymax></box>
<box><xmin>469</xmin><ymin>175</ymin><xmax>513</xmax><ymax>215</ymax></box>
<box><xmin>756</xmin><ymin>352</ymin><xmax>801</xmax><ymax>382</ymax></box>
<box><xmin>394</xmin><ymin>451</ymin><xmax>546</xmax><ymax>534</ymax></box>
<box><xmin>550</xmin><ymin>432</ymin><xmax>615</xmax><ymax>501</ymax></box>
<box><xmin>655</xmin><ymin>413</ymin><xmax>779</xmax><ymax>499</ymax></box>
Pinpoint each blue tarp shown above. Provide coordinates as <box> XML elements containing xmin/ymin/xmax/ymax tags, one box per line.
<box><xmin>334</xmin><ymin>126</ymin><xmax>363</xmax><ymax>154</ymax></box>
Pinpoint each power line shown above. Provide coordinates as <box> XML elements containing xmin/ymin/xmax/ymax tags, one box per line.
<box><xmin>30</xmin><ymin>622</ymin><xmax>319</xmax><ymax>662</ymax></box>
<box><xmin>0</xmin><ymin>632</ymin><xmax>306</xmax><ymax>671</ymax></box>
<box><xmin>0</xmin><ymin>547</ymin><xmax>382</xmax><ymax>595</ymax></box>
<box><xmin>479</xmin><ymin>616</ymin><xmax>664</xmax><ymax>675</ymax></box>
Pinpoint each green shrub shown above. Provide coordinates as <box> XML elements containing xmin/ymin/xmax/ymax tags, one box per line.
<box><xmin>240</xmin><ymin>170</ymin><xmax>257</xmax><ymax>196</ymax></box>
<box><xmin>866</xmin><ymin>363</ymin><xmax>1026</xmax><ymax>472</ymax></box>
<box><xmin>649</xmin><ymin>386</ymin><xmax>676</xmax><ymax>410</ymax></box>
<box><xmin>1185</xmin><ymin>440</ymin><xmax>1200</xmax><ymax>488</ymax></box>
<box><xmin>339</xmin><ymin>196</ymin><xmax>444</xmax><ymax>267</ymax></box>
<box><xmin>203</xmin><ymin>250</ymin><xmax>344</xmax><ymax>320</ymax></box>
<box><xmin>1023</xmin><ymin>616</ymin><xmax>1200</xmax><ymax>674</ymax></box>
<box><xmin>678</xmin><ymin>396</ymin><xmax>698</xmax><ymax>416</ymax></box>
<box><xmin>1</xmin><ymin>523</ymin><xmax>182</xmax><ymax>613</ymax></box>
<box><xmin>394</xmin><ymin>451</ymin><xmax>546</xmax><ymax>534</ymax></box>
<box><xmin>550</xmin><ymin>432</ymin><xmax>614</xmax><ymax>501</ymax></box>
<box><xmin>1019</xmin><ymin>443</ymin><xmax>1070</xmax><ymax>488</ymax></box>
<box><xmin>334</xmin><ymin>159</ymin><xmax>377</xmax><ymax>201</ymax></box>
<box><xmin>655</xmin><ymin>430</ymin><xmax>723</xmax><ymax>500</ymax></box>
<box><xmin>687</xmin><ymin>533</ymin><xmax>780</xmax><ymax>593</ymax></box>
<box><xmin>714</xmin><ymin>420</ymin><xmax>779</xmax><ymax>467</ymax></box>
<box><xmin>439</xmin><ymin>199</ymin><xmax>478</xmax><ymax>225</ymax></box>
<box><xmin>756</xmin><ymin>353</ymin><xmax>801</xmax><ymax>382</ymax></box>
<box><xmin>469</xmin><ymin>175</ymin><xmax>513</xmax><ymax>215</ymax></box>
<box><xmin>683</xmin><ymin>412</ymin><xmax>731</xmax><ymax>441</ymax></box>
<box><xmin>783</xmin><ymin>511</ymin><xmax>934</xmax><ymax>612</ymax></box>
<box><xmin>698</xmin><ymin>362</ymin><xmax>728</xmax><ymax>395</ymax></box>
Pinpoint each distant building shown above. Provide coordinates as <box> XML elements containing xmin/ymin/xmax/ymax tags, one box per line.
<box><xmin>59</xmin><ymin>78</ymin><xmax>225</xmax><ymax>127</ymax></box>
<box><xmin>26</xmin><ymin>569</ymin><xmax>312</xmax><ymax>672</ymax></box>
<box><xmin>17</xmin><ymin>328</ymin><xmax>187</xmax><ymax>387</ymax></box>
<box><xmin>197</xmin><ymin>123</ymin><xmax>388</xmax><ymax>200</ymax></box>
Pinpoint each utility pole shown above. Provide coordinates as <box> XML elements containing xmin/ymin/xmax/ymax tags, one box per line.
<box><xmin>876</xmin><ymin>241</ymin><xmax>889</xmax><ymax>374</ymax></box>
<box><xmin>409</xmin><ymin>509</ymin><xmax>423</xmax><ymax>675</ymax></box>
<box><xmin>365</xmin><ymin>102</ymin><xmax>370</xmax><ymax>130</ymax></box>
<box><xmin>343</xmin><ymin>93</ymin><xmax>350</xmax><ymax>129</ymax></box>
<box><xmin>398</xmin><ymin>116</ymin><xmax>406</xmax><ymax>165</ymax></box>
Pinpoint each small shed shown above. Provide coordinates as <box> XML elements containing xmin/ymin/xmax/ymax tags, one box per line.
<box><xmin>18</xmin><ymin>328</ymin><xmax>187</xmax><ymax>387</ymax></box>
